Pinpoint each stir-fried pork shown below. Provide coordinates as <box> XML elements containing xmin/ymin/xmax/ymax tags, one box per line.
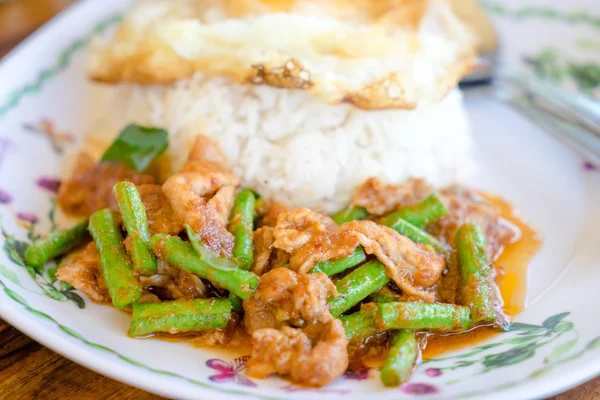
<box><xmin>58</xmin><ymin>152</ymin><xmax>155</xmax><ymax>217</ymax></box>
<box><xmin>340</xmin><ymin>220</ymin><xmax>444</xmax><ymax>302</ymax></box>
<box><xmin>207</xmin><ymin>185</ymin><xmax>236</xmax><ymax>226</ymax></box>
<box><xmin>351</xmin><ymin>177</ymin><xmax>433</xmax><ymax>216</ymax></box>
<box><xmin>58</xmin><ymin>243</ymin><xmax>208</xmax><ymax>303</ymax></box>
<box><xmin>139</xmin><ymin>261</ymin><xmax>208</xmax><ymax>300</ymax></box>
<box><xmin>56</xmin><ymin>242</ymin><xmax>109</xmax><ymax>303</ymax></box>
<box><xmin>53</xmin><ymin>130</ymin><xmax>530</xmax><ymax>389</ymax></box>
<box><xmin>137</xmin><ymin>184</ymin><xmax>183</xmax><ymax>235</ymax></box>
<box><xmin>251</xmin><ymin>227</ymin><xmax>274</xmax><ymax>276</ymax></box>
<box><xmin>272</xmin><ymin>208</ymin><xmax>356</xmax><ymax>274</ymax></box>
<box><xmin>431</xmin><ymin>186</ymin><xmax>519</xmax><ymax>261</ymax></box>
<box><xmin>272</xmin><ymin>208</ymin><xmax>337</xmax><ymax>253</ymax></box>
<box><xmin>162</xmin><ymin>135</ymin><xmax>239</xmax><ymax>257</ymax></box>
<box><xmin>269</xmin><ymin>209</ymin><xmax>444</xmax><ymax>302</ymax></box>
<box><xmin>251</xmin><ymin>226</ymin><xmax>294</xmax><ymax>276</ymax></box>
<box><xmin>246</xmin><ymin>320</ymin><xmax>348</xmax><ymax>387</ymax></box>
<box><xmin>244</xmin><ymin>268</ymin><xmax>347</xmax><ymax>387</ymax></box>
<box><xmin>257</xmin><ymin>200</ymin><xmax>291</xmax><ymax>228</ymax></box>
<box><xmin>243</xmin><ymin>268</ymin><xmax>336</xmax><ymax>333</ymax></box>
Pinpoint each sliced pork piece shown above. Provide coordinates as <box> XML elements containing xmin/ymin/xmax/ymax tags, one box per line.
<box><xmin>339</xmin><ymin>220</ymin><xmax>445</xmax><ymax>302</ymax></box>
<box><xmin>56</xmin><ymin>242</ymin><xmax>109</xmax><ymax>303</ymax></box>
<box><xmin>246</xmin><ymin>320</ymin><xmax>348</xmax><ymax>387</ymax></box>
<box><xmin>243</xmin><ymin>267</ymin><xmax>346</xmax><ymax>387</ymax></box>
<box><xmin>257</xmin><ymin>200</ymin><xmax>291</xmax><ymax>228</ymax></box>
<box><xmin>272</xmin><ymin>208</ymin><xmax>337</xmax><ymax>253</ymax></box>
<box><xmin>272</xmin><ymin>208</ymin><xmax>357</xmax><ymax>274</ymax></box>
<box><xmin>243</xmin><ymin>268</ymin><xmax>336</xmax><ymax>333</ymax></box>
<box><xmin>207</xmin><ymin>185</ymin><xmax>236</xmax><ymax>226</ymax></box>
<box><xmin>138</xmin><ymin>261</ymin><xmax>208</xmax><ymax>300</ymax></box>
<box><xmin>268</xmin><ymin>208</ymin><xmax>444</xmax><ymax>302</ymax></box>
<box><xmin>57</xmin><ymin>152</ymin><xmax>155</xmax><ymax>217</ymax></box>
<box><xmin>162</xmin><ymin>135</ymin><xmax>239</xmax><ymax>257</ymax></box>
<box><xmin>289</xmin><ymin>230</ymin><xmax>360</xmax><ymax>275</ymax></box>
<box><xmin>351</xmin><ymin>177</ymin><xmax>433</xmax><ymax>216</ymax></box>
<box><xmin>137</xmin><ymin>184</ymin><xmax>184</xmax><ymax>235</ymax></box>
<box><xmin>431</xmin><ymin>186</ymin><xmax>519</xmax><ymax>261</ymax></box>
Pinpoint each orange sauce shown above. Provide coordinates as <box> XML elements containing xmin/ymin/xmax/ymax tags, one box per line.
<box><xmin>488</xmin><ymin>195</ymin><xmax>542</xmax><ymax>317</ymax></box>
<box><xmin>422</xmin><ymin>327</ymin><xmax>498</xmax><ymax>360</ymax></box>
<box><xmin>422</xmin><ymin>194</ymin><xmax>542</xmax><ymax>360</ymax></box>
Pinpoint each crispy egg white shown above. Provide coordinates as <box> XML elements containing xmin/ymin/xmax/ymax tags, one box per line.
<box><xmin>87</xmin><ymin>0</ymin><xmax>476</xmax><ymax>109</ymax></box>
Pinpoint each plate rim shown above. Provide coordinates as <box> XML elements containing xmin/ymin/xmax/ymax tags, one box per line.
<box><xmin>3</xmin><ymin>280</ymin><xmax>600</xmax><ymax>400</ymax></box>
<box><xmin>1</xmin><ymin>0</ymin><xmax>600</xmax><ymax>399</ymax></box>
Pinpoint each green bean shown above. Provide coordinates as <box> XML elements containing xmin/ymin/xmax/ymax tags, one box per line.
<box><xmin>340</xmin><ymin>304</ymin><xmax>381</xmax><ymax>340</ymax></box>
<box><xmin>89</xmin><ymin>209</ymin><xmax>140</xmax><ymax>309</ymax></box>
<box><xmin>377</xmin><ymin>302</ymin><xmax>471</xmax><ymax>332</ymax></box>
<box><xmin>456</xmin><ymin>223</ymin><xmax>497</xmax><ymax>324</ymax></box>
<box><xmin>229</xmin><ymin>293</ymin><xmax>243</xmax><ymax>314</ymax></box>
<box><xmin>369</xmin><ymin>285</ymin><xmax>404</xmax><ymax>304</ymax></box>
<box><xmin>386</xmin><ymin>218</ymin><xmax>449</xmax><ymax>256</ymax></box>
<box><xmin>113</xmin><ymin>181</ymin><xmax>157</xmax><ymax>276</ymax></box>
<box><xmin>150</xmin><ymin>234</ymin><xmax>258</xmax><ymax>299</ymax></box>
<box><xmin>331</xmin><ymin>206</ymin><xmax>369</xmax><ymax>224</ymax></box>
<box><xmin>381</xmin><ymin>194</ymin><xmax>448</xmax><ymax>229</ymax></box>
<box><xmin>253</xmin><ymin>197</ymin><xmax>266</xmax><ymax>223</ymax></box>
<box><xmin>380</xmin><ymin>330</ymin><xmax>418</xmax><ymax>387</ymax></box>
<box><xmin>129</xmin><ymin>298</ymin><xmax>231</xmax><ymax>337</ymax></box>
<box><xmin>328</xmin><ymin>260</ymin><xmax>390</xmax><ymax>317</ymax></box>
<box><xmin>24</xmin><ymin>220</ymin><xmax>89</xmax><ymax>269</ymax></box>
<box><xmin>281</xmin><ymin>247</ymin><xmax>367</xmax><ymax>276</ymax></box>
<box><xmin>228</xmin><ymin>189</ymin><xmax>255</xmax><ymax>270</ymax></box>
<box><xmin>310</xmin><ymin>246</ymin><xmax>366</xmax><ymax>276</ymax></box>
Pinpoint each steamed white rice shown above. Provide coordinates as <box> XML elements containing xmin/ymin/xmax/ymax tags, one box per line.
<box><xmin>97</xmin><ymin>73</ymin><xmax>472</xmax><ymax>213</ymax></box>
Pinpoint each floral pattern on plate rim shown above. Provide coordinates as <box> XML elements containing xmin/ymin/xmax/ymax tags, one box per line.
<box><xmin>0</xmin><ymin>3</ymin><xmax>598</xmax><ymax>399</ymax></box>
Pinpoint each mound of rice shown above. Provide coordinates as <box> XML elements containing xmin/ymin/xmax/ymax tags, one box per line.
<box><xmin>97</xmin><ymin>73</ymin><xmax>471</xmax><ymax>213</ymax></box>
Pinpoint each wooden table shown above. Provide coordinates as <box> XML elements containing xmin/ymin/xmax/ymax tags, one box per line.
<box><xmin>0</xmin><ymin>1</ymin><xmax>598</xmax><ymax>399</ymax></box>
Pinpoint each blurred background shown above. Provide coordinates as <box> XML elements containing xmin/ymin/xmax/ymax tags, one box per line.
<box><xmin>0</xmin><ymin>0</ymin><xmax>74</xmax><ymax>57</ymax></box>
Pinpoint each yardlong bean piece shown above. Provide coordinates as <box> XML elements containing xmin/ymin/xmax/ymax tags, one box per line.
<box><xmin>340</xmin><ymin>304</ymin><xmax>380</xmax><ymax>340</ymax></box>
<box><xmin>331</xmin><ymin>206</ymin><xmax>369</xmax><ymax>225</ymax></box>
<box><xmin>377</xmin><ymin>302</ymin><xmax>470</xmax><ymax>332</ymax></box>
<box><xmin>24</xmin><ymin>220</ymin><xmax>89</xmax><ymax>268</ymax></box>
<box><xmin>129</xmin><ymin>298</ymin><xmax>231</xmax><ymax>337</ymax></box>
<box><xmin>369</xmin><ymin>285</ymin><xmax>404</xmax><ymax>304</ymax></box>
<box><xmin>456</xmin><ymin>223</ymin><xmax>497</xmax><ymax>324</ymax></box>
<box><xmin>113</xmin><ymin>181</ymin><xmax>157</xmax><ymax>276</ymax></box>
<box><xmin>380</xmin><ymin>330</ymin><xmax>418</xmax><ymax>387</ymax></box>
<box><xmin>150</xmin><ymin>234</ymin><xmax>258</xmax><ymax>299</ymax></box>
<box><xmin>386</xmin><ymin>218</ymin><xmax>449</xmax><ymax>256</ymax></box>
<box><xmin>228</xmin><ymin>189</ymin><xmax>255</xmax><ymax>270</ymax></box>
<box><xmin>328</xmin><ymin>260</ymin><xmax>390</xmax><ymax>317</ymax></box>
<box><xmin>310</xmin><ymin>246</ymin><xmax>366</xmax><ymax>276</ymax></box>
<box><xmin>229</xmin><ymin>293</ymin><xmax>243</xmax><ymax>314</ymax></box>
<box><xmin>381</xmin><ymin>194</ymin><xmax>448</xmax><ymax>229</ymax></box>
<box><xmin>89</xmin><ymin>209</ymin><xmax>140</xmax><ymax>309</ymax></box>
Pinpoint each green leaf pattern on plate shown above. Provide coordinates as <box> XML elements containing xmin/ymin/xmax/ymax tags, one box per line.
<box><xmin>0</xmin><ymin>15</ymin><xmax>121</xmax><ymax>119</ymax></box>
<box><xmin>1</xmin><ymin>210</ymin><xmax>86</xmax><ymax>309</ymax></box>
<box><xmin>0</xmin><ymin>263</ymin><xmax>19</xmax><ymax>285</ymax></box>
<box><xmin>542</xmin><ymin>312</ymin><xmax>570</xmax><ymax>329</ymax></box>
<box><xmin>425</xmin><ymin>312</ymin><xmax>600</xmax><ymax>385</ymax></box>
<box><xmin>482</xmin><ymin>1</ymin><xmax>600</xmax><ymax>30</ymax></box>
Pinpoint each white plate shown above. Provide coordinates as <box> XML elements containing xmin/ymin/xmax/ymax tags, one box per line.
<box><xmin>1</xmin><ymin>1</ymin><xmax>599</xmax><ymax>399</ymax></box>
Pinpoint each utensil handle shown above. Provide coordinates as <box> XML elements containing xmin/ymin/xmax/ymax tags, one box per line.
<box><xmin>509</xmin><ymin>96</ymin><xmax>600</xmax><ymax>166</ymax></box>
<box><xmin>507</xmin><ymin>72</ymin><xmax>600</xmax><ymax>138</ymax></box>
